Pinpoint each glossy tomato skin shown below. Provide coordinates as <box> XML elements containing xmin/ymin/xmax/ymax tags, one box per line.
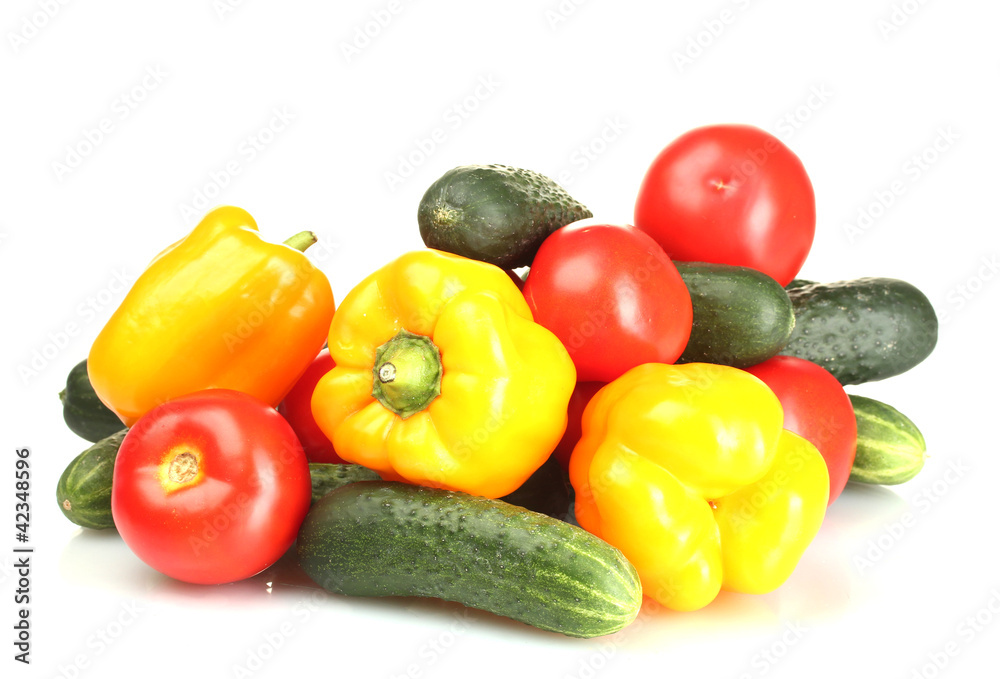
<box><xmin>112</xmin><ymin>389</ymin><xmax>312</xmax><ymax>584</ymax></box>
<box><xmin>280</xmin><ymin>349</ymin><xmax>344</xmax><ymax>463</ymax></box>
<box><xmin>523</xmin><ymin>221</ymin><xmax>692</xmax><ymax>383</ymax></box>
<box><xmin>634</xmin><ymin>124</ymin><xmax>815</xmax><ymax>286</ymax></box>
<box><xmin>744</xmin><ymin>356</ymin><xmax>857</xmax><ymax>505</ymax></box>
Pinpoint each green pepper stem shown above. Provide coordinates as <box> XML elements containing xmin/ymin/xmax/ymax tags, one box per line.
<box><xmin>283</xmin><ymin>231</ymin><xmax>318</xmax><ymax>253</ymax></box>
<box><xmin>371</xmin><ymin>330</ymin><xmax>443</xmax><ymax>419</ymax></box>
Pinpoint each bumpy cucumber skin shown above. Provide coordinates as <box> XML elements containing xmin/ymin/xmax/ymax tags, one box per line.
<box><xmin>784</xmin><ymin>278</ymin><xmax>816</xmax><ymax>291</ymax></box>
<box><xmin>417</xmin><ymin>164</ymin><xmax>592</xmax><ymax>269</ymax></box>
<box><xmin>61</xmin><ymin>359</ymin><xmax>125</xmax><ymax>443</ymax></box>
<box><xmin>297</xmin><ymin>482</ymin><xmax>641</xmax><ymax>638</ymax></box>
<box><xmin>779</xmin><ymin>278</ymin><xmax>938</xmax><ymax>385</ymax></box>
<box><xmin>849</xmin><ymin>395</ymin><xmax>926</xmax><ymax>485</ymax></box>
<box><xmin>308</xmin><ymin>463</ymin><xmax>381</xmax><ymax>504</ymax></box>
<box><xmin>675</xmin><ymin>261</ymin><xmax>795</xmax><ymax>368</ymax></box>
<box><xmin>56</xmin><ymin>429</ymin><xmax>127</xmax><ymax>529</ymax></box>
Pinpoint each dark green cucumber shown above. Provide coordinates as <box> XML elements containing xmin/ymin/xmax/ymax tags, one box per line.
<box><xmin>57</xmin><ymin>429</ymin><xmax>127</xmax><ymax>529</ymax></box>
<box><xmin>779</xmin><ymin>277</ymin><xmax>938</xmax><ymax>384</ymax></box>
<box><xmin>418</xmin><ymin>164</ymin><xmax>592</xmax><ymax>269</ymax></box>
<box><xmin>297</xmin><ymin>482</ymin><xmax>641</xmax><ymax>638</ymax></box>
<box><xmin>674</xmin><ymin>261</ymin><xmax>795</xmax><ymax>368</ymax></box>
<box><xmin>308</xmin><ymin>463</ymin><xmax>381</xmax><ymax>504</ymax></box>
<box><xmin>784</xmin><ymin>278</ymin><xmax>816</xmax><ymax>291</ymax></box>
<box><xmin>500</xmin><ymin>456</ymin><xmax>573</xmax><ymax>521</ymax></box>
<box><xmin>849</xmin><ymin>395</ymin><xmax>926</xmax><ymax>485</ymax></box>
<box><xmin>60</xmin><ymin>359</ymin><xmax>124</xmax><ymax>442</ymax></box>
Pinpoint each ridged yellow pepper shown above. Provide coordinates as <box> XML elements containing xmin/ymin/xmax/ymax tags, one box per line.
<box><xmin>570</xmin><ymin>362</ymin><xmax>828</xmax><ymax>611</ymax></box>
<box><xmin>88</xmin><ymin>206</ymin><xmax>335</xmax><ymax>427</ymax></box>
<box><xmin>311</xmin><ymin>249</ymin><xmax>576</xmax><ymax>498</ymax></box>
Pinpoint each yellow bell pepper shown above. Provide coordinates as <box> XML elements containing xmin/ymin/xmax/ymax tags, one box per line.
<box><xmin>569</xmin><ymin>362</ymin><xmax>828</xmax><ymax>611</ymax></box>
<box><xmin>88</xmin><ymin>206</ymin><xmax>335</xmax><ymax>427</ymax></box>
<box><xmin>311</xmin><ymin>249</ymin><xmax>576</xmax><ymax>498</ymax></box>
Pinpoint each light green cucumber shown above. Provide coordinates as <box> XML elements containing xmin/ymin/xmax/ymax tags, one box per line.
<box><xmin>849</xmin><ymin>394</ymin><xmax>927</xmax><ymax>485</ymax></box>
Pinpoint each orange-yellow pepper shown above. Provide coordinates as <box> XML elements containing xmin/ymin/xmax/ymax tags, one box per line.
<box><xmin>570</xmin><ymin>362</ymin><xmax>829</xmax><ymax>611</ymax></box>
<box><xmin>311</xmin><ymin>249</ymin><xmax>576</xmax><ymax>499</ymax></box>
<box><xmin>88</xmin><ymin>206</ymin><xmax>335</xmax><ymax>427</ymax></box>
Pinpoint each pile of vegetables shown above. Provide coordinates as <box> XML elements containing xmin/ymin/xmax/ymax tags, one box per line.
<box><xmin>56</xmin><ymin>123</ymin><xmax>935</xmax><ymax>638</ymax></box>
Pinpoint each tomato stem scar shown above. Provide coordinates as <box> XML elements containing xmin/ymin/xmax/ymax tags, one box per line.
<box><xmin>168</xmin><ymin>451</ymin><xmax>200</xmax><ymax>484</ymax></box>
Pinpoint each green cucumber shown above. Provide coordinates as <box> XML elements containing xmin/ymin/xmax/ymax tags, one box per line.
<box><xmin>418</xmin><ymin>164</ymin><xmax>592</xmax><ymax>269</ymax></box>
<box><xmin>296</xmin><ymin>481</ymin><xmax>641</xmax><ymax>638</ymax></box>
<box><xmin>779</xmin><ymin>277</ymin><xmax>938</xmax><ymax>384</ymax></box>
<box><xmin>674</xmin><ymin>261</ymin><xmax>795</xmax><ymax>368</ymax></box>
<box><xmin>60</xmin><ymin>359</ymin><xmax>124</xmax><ymax>442</ymax></box>
<box><xmin>57</xmin><ymin>429</ymin><xmax>127</xmax><ymax>529</ymax></box>
<box><xmin>849</xmin><ymin>395</ymin><xmax>926</xmax><ymax>485</ymax></box>
<box><xmin>308</xmin><ymin>463</ymin><xmax>381</xmax><ymax>504</ymax></box>
<box><xmin>784</xmin><ymin>278</ymin><xmax>816</xmax><ymax>291</ymax></box>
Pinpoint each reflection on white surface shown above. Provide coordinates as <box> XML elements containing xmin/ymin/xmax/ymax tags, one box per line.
<box><xmin>43</xmin><ymin>480</ymin><xmax>936</xmax><ymax>679</ymax></box>
<box><xmin>56</xmin><ymin>480</ymin><xmax>911</xmax><ymax>650</ymax></box>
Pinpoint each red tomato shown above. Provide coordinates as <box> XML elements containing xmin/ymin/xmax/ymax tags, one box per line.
<box><xmin>551</xmin><ymin>381</ymin><xmax>605</xmax><ymax>470</ymax></box>
<box><xmin>279</xmin><ymin>349</ymin><xmax>344</xmax><ymax>463</ymax></box>
<box><xmin>111</xmin><ymin>389</ymin><xmax>312</xmax><ymax>584</ymax></box>
<box><xmin>523</xmin><ymin>221</ymin><xmax>692</xmax><ymax>383</ymax></box>
<box><xmin>634</xmin><ymin>124</ymin><xmax>815</xmax><ymax>286</ymax></box>
<box><xmin>744</xmin><ymin>356</ymin><xmax>857</xmax><ymax>505</ymax></box>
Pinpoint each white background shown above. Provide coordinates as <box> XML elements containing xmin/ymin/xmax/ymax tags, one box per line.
<box><xmin>2</xmin><ymin>1</ymin><xmax>999</xmax><ymax>678</ymax></box>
